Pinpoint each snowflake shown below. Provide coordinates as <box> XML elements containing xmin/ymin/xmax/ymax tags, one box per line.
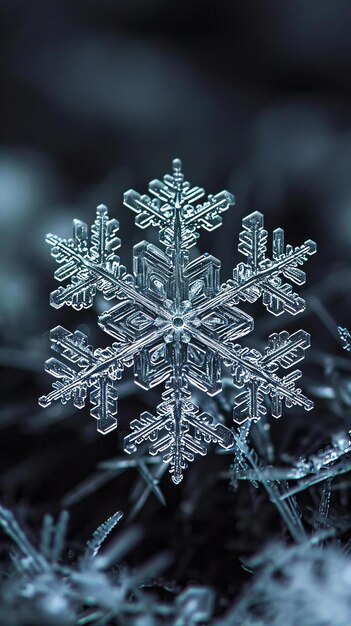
<box><xmin>39</xmin><ymin>159</ymin><xmax>316</xmax><ymax>484</ymax></box>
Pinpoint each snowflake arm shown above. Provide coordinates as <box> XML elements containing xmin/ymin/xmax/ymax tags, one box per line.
<box><xmin>39</xmin><ymin>324</ymin><xmax>169</xmax><ymax>433</ymax></box>
<box><xmin>124</xmin><ymin>385</ymin><xmax>234</xmax><ymax>484</ymax></box>
<box><xmin>194</xmin><ymin>212</ymin><xmax>316</xmax><ymax>319</ymax></box>
<box><xmin>46</xmin><ymin>205</ymin><xmax>171</xmax><ymax>321</ymax></box>
<box><xmin>124</xmin><ymin>158</ymin><xmax>234</xmax><ymax>249</ymax></box>
<box><xmin>46</xmin><ymin>205</ymin><xmax>123</xmax><ymax>309</ymax></box>
<box><xmin>187</xmin><ymin>324</ymin><xmax>313</xmax><ymax>423</ymax></box>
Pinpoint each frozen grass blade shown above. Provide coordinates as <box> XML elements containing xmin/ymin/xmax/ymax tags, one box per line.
<box><xmin>82</xmin><ymin>511</ymin><xmax>123</xmax><ymax>563</ymax></box>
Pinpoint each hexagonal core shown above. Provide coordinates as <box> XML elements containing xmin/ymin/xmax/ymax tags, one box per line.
<box><xmin>172</xmin><ymin>316</ymin><xmax>184</xmax><ymax>329</ymax></box>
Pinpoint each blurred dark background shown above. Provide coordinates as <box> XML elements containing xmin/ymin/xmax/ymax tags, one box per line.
<box><xmin>2</xmin><ymin>0</ymin><xmax>351</xmax><ymax>605</ymax></box>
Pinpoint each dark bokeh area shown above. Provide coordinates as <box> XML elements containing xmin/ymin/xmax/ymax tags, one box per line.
<box><xmin>2</xmin><ymin>0</ymin><xmax>351</xmax><ymax>617</ymax></box>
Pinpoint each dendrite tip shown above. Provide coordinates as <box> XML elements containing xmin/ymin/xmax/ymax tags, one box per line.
<box><xmin>172</xmin><ymin>158</ymin><xmax>182</xmax><ymax>173</ymax></box>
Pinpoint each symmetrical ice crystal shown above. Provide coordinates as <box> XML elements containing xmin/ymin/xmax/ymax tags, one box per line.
<box><xmin>39</xmin><ymin>159</ymin><xmax>316</xmax><ymax>483</ymax></box>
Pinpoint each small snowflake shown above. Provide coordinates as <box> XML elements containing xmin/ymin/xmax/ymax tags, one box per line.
<box><xmin>39</xmin><ymin>159</ymin><xmax>316</xmax><ymax>484</ymax></box>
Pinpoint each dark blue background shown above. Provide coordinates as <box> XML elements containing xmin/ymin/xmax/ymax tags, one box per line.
<box><xmin>2</xmin><ymin>0</ymin><xmax>351</xmax><ymax>603</ymax></box>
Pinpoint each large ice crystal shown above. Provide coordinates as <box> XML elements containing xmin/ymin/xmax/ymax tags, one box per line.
<box><xmin>39</xmin><ymin>159</ymin><xmax>316</xmax><ymax>483</ymax></box>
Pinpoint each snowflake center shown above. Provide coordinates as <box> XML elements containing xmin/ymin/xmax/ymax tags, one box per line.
<box><xmin>172</xmin><ymin>316</ymin><xmax>184</xmax><ymax>329</ymax></box>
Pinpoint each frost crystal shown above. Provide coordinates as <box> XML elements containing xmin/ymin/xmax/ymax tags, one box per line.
<box><xmin>339</xmin><ymin>326</ymin><xmax>351</xmax><ymax>352</ymax></box>
<box><xmin>39</xmin><ymin>159</ymin><xmax>316</xmax><ymax>484</ymax></box>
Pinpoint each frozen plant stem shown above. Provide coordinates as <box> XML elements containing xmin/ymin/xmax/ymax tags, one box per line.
<box><xmin>231</xmin><ymin>430</ymin><xmax>306</xmax><ymax>542</ymax></box>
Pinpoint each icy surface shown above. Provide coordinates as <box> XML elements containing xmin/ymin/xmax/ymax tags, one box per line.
<box><xmin>39</xmin><ymin>159</ymin><xmax>316</xmax><ymax>483</ymax></box>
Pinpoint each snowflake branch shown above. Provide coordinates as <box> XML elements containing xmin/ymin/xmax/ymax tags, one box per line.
<box><xmin>39</xmin><ymin>326</ymin><xmax>169</xmax><ymax>409</ymax></box>
<box><xmin>191</xmin><ymin>236</ymin><xmax>316</xmax><ymax>319</ymax></box>
<box><xmin>47</xmin><ymin>224</ymin><xmax>173</xmax><ymax>321</ymax></box>
<box><xmin>187</xmin><ymin>325</ymin><xmax>313</xmax><ymax>414</ymax></box>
